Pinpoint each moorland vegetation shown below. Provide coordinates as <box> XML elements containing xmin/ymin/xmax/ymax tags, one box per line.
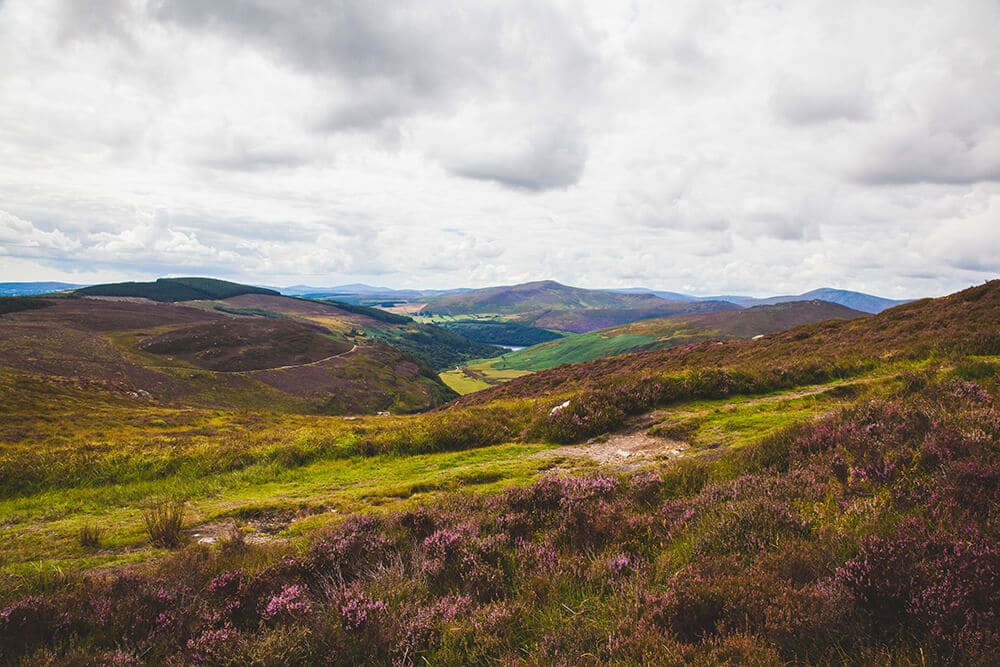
<box><xmin>0</xmin><ymin>280</ymin><xmax>997</xmax><ymax>664</ymax></box>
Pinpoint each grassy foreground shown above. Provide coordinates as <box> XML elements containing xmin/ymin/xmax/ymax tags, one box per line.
<box><xmin>1</xmin><ymin>368</ymin><xmax>997</xmax><ymax>664</ymax></box>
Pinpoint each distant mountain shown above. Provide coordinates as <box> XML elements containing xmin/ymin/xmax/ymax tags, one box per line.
<box><xmin>0</xmin><ymin>282</ymin><xmax>84</xmax><ymax>296</ymax></box>
<box><xmin>607</xmin><ymin>286</ymin><xmax>910</xmax><ymax>314</ymax></box>
<box><xmin>424</xmin><ymin>280</ymin><xmax>668</xmax><ymax>314</ymax></box>
<box><xmin>768</xmin><ymin>288</ymin><xmax>909</xmax><ymax>314</ymax></box>
<box><xmin>459</xmin><ymin>280</ymin><xmax>1000</xmax><ymax>406</ymax></box>
<box><xmin>602</xmin><ymin>287</ymin><xmax>701</xmax><ymax>302</ymax></box>
<box><xmin>75</xmin><ymin>277</ymin><xmax>279</xmax><ymax>302</ymax></box>
<box><xmin>420</xmin><ymin>280</ymin><xmax>739</xmax><ymax>332</ymax></box>
<box><xmin>484</xmin><ymin>300</ymin><xmax>868</xmax><ymax>373</ymax></box>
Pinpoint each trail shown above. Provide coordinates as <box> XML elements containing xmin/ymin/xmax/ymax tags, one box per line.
<box><xmin>539</xmin><ymin>378</ymin><xmax>867</xmax><ymax>470</ymax></box>
<box><xmin>142</xmin><ymin>344</ymin><xmax>359</xmax><ymax>375</ymax></box>
<box><xmin>238</xmin><ymin>344</ymin><xmax>359</xmax><ymax>373</ymax></box>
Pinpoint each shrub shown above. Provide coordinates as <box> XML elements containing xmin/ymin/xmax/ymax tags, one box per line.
<box><xmin>143</xmin><ymin>500</ymin><xmax>187</xmax><ymax>549</ymax></box>
<box><xmin>79</xmin><ymin>522</ymin><xmax>103</xmax><ymax>548</ymax></box>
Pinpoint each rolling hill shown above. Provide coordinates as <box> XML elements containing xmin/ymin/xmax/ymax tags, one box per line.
<box><xmin>458</xmin><ymin>280</ymin><xmax>1000</xmax><ymax>406</ymax></box>
<box><xmin>488</xmin><ymin>299</ymin><xmax>868</xmax><ymax>372</ymax></box>
<box><xmin>0</xmin><ymin>279</ymin><xmax>504</xmax><ymax>415</ymax></box>
<box><xmin>607</xmin><ymin>285</ymin><xmax>909</xmax><ymax>313</ymax></box>
<box><xmin>421</xmin><ymin>280</ymin><xmax>739</xmax><ymax>333</ymax></box>
<box><xmin>75</xmin><ymin>277</ymin><xmax>280</xmax><ymax>302</ymax></box>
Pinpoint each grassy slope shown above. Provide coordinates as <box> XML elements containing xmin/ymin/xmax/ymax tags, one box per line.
<box><xmin>491</xmin><ymin>300</ymin><xmax>867</xmax><ymax>372</ymax></box>
<box><xmin>0</xmin><ymin>296</ymin><xmax>455</xmax><ymax>415</ymax></box>
<box><xmin>222</xmin><ymin>294</ymin><xmax>503</xmax><ymax>371</ymax></box>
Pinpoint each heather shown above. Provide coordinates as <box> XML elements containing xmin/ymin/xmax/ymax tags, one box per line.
<box><xmin>3</xmin><ymin>377</ymin><xmax>997</xmax><ymax>665</ymax></box>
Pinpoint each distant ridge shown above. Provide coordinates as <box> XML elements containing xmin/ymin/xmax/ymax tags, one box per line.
<box><xmin>0</xmin><ymin>281</ymin><xmax>84</xmax><ymax>296</ymax></box>
<box><xmin>724</xmin><ymin>288</ymin><xmax>909</xmax><ymax>314</ymax></box>
<box><xmin>75</xmin><ymin>277</ymin><xmax>279</xmax><ymax>302</ymax></box>
<box><xmin>607</xmin><ymin>286</ymin><xmax>910</xmax><ymax>313</ymax></box>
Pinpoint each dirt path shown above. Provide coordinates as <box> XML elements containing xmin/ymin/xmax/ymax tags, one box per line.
<box><xmin>538</xmin><ymin>379</ymin><xmax>865</xmax><ymax>469</ymax></box>
<box><xmin>236</xmin><ymin>344</ymin><xmax>359</xmax><ymax>373</ymax></box>
<box><xmin>541</xmin><ymin>431</ymin><xmax>689</xmax><ymax>469</ymax></box>
<box><xmin>141</xmin><ymin>344</ymin><xmax>359</xmax><ymax>375</ymax></box>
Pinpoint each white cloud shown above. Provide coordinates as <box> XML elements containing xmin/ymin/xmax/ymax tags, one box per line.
<box><xmin>0</xmin><ymin>0</ymin><xmax>997</xmax><ymax>297</ymax></box>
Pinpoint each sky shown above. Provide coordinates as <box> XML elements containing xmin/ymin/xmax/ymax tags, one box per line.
<box><xmin>1</xmin><ymin>0</ymin><xmax>999</xmax><ymax>297</ymax></box>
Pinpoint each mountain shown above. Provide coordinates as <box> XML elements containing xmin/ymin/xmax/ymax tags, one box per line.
<box><xmin>0</xmin><ymin>281</ymin><xmax>84</xmax><ymax>296</ymax></box>
<box><xmin>458</xmin><ymin>280</ymin><xmax>1000</xmax><ymax>405</ymax></box>
<box><xmin>2</xmin><ymin>280</ymin><xmax>998</xmax><ymax>665</ymax></box>
<box><xmin>76</xmin><ymin>277</ymin><xmax>280</xmax><ymax>302</ymax></box>
<box><xmin>486</xmin><ymin>300</ymin><xmax>867</xmax><ymax>373</ymax></box>
<box><xmin>421</xmin><ymin>280</ymin><xmax>739</xmax><ymax>333</ymax></box>
<box><xmin>712</xmin><ymin>287</ymin><xmax>908</xmax><ymax>313</ymax></box>
<box><xmin>605</xmin><ymin>285</ymin><xmax>910</xmax><ymax>313</ymax></box>
<box><xmin>0</xmin><ymin>279</ymin><xmax>509</xmax><ymax>414</ymax></box>
<box><xmin>602</xmin><ymin>287</ymin><xmax>701</xmax><ymax>301</ymax></box>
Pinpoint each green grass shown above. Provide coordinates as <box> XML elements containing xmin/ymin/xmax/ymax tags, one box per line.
<box><xmin>440</xmin><ymin>368</ymin><xmax>493</xmax><ymax>394</ymax></box>
<box><xmin>0</xmin><ymin>442</ymin><xmax>556</xmax><ymax>581</ymax></box>
<box><xmin>492</xmin><ymin>332</ymin><xmax>659</xmax><ymax>371</ymax></box>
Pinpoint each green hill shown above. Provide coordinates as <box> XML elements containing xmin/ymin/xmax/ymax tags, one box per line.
<box><xmin>493</xmin><ymin>300</ymin><xmax>867</xmax><ymax>372</ymax></box>
<box><xmin>75</xmin><ymin>277</ymin><xmax>280</xmax><ymax>302</ymax></box>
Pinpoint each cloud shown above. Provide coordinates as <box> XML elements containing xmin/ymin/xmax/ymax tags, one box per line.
<box><xmin>0</xmin><ymin>210</ymin><xmax>80</xmax><ymax>255</ymax></box>
<box><xmin>444</xmin><ymin>119</ymin><xmax>588</xmax><ymax>191</ymax></box>
<box><xmin>771</xmin><ymin>72</ymin><xmax>872</xmax><ymax>125</ymax></box>
<box><xmin>1</xmin><ymin>0</ymin><xmax>998</xmax><ymax>296</ymax></box>
<box><xmin>852</xmin><ymin>128</ymin><xmax>1000</xmax><ymax>186</ymax></box>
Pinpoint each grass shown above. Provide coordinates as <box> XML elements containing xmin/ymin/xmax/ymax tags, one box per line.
<box><xmin>439</xmin><ymin>368</ymin><xmax>493</xmax><ymax>394</ymax></box>
<box><xmin>492</xmin><ymin>331</ymin><xmax>659</xmax><ymax>371</ymax></box>
<box><xmin>0</xmin><ymin>440</ymin><xmax>557</xmax><ymax>583</ymax></box>
<box><xmin>0</xmin><ymin>366</ymin><xmax>894</xmax><ymax>586</ymax></box>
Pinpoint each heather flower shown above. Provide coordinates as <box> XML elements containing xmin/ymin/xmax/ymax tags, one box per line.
<box><xmin>261</xmin><ymin>584</ymin><xmax>311</xmax><ymax>622</ymax></box>
<box><xmin>340</xmin><ymin>590</ymin><xmax>387</xmax><ymax>631</ymax></box>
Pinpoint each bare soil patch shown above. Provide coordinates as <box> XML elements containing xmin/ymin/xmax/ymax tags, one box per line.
<box><xmin>542</xmin><ymin>430</ymin><xmax>688</xmax><ymax>469</ymax></box>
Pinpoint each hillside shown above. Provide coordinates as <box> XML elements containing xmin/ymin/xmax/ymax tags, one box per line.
<box><xmin>75</xmin><ymin>277</ymin><xmax>280</xmax><ymax>302</ymax></box>
<box><xmin>487</xmin><ymin>300</ymin><xmax>867</xmax><ymax>373</ymax></box>
<box><xmin>458</xmin><ymin>280</ymin><xmax>1000</xmax><ymax>406</ymax></box>
<box><xmin>0</xmin><ymin>293</ymin><xmax>461</xmax><ymax>414</ymax></box>
<box><xmin>422</xmin><ymin>280</ymin><xmax>673</xmax><ymax>314</ymax></box>
<box><xmin>0</xmin><ymin>281</ymin><xmax>997</xmax><ymax>665</ymax></box>
<box><xmin>220</xmin><ymin>294</ymin><xmax>503</xmax><ymax>371</ymax></box>
<box><xmin>421</xmin><ymin>280</ymin><xmax>738</xmax><ymax>333</ymax></box>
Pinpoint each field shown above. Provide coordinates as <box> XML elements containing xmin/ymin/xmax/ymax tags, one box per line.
<box><xmin>0</xmin><ymin>281</ymin><xmax>998</xmax><ymax>664</ymax></box>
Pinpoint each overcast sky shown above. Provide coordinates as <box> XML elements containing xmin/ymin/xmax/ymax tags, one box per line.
<box><xmin>1</xmin><ymin>0</ymin><xmax>998</xmax><ymax>297</ymax></box>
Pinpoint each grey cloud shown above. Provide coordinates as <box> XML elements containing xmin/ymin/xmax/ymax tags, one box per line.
<box><xmin>446</xmin><ymin>121</ymin><xmax>588</xmax><ymax>191</ymax></box>
<box><xmin>154</xmin><ymin>1</ymin><xmax>501</xmax><ymax>122</ymax></box>
<box><xmin>55</xmin><ymin>0</ymin><xmax>137</xmax><ymax>45</ymax></box>
<box><xmin>199</xmin><ymin>147</ymin><xmax>314</xmax><ymax>173</ymax></box>
<box><xmin>772</xmin><ymin>77</ymin><xmax>872</xmax><ymax>126</ymax></box>
<box><xmin>853</xmin><ymin>130</ymin><xmax>1000</xmax><ymax>185</ymax></box>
